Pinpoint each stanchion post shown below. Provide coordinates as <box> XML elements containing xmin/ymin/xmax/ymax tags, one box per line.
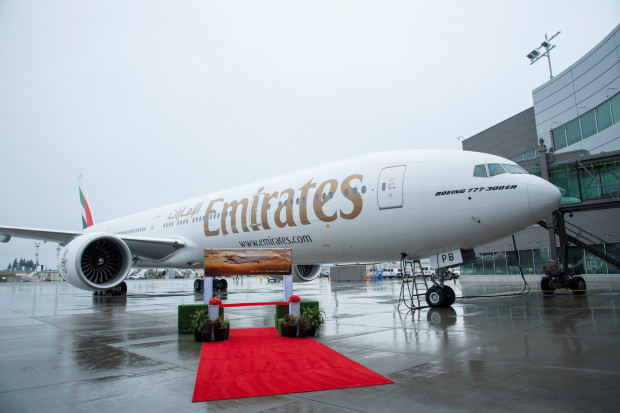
<box><xmin>208</xmin><ymin>303</ymin><xmax>219</xmax><ymax>340</ymax></box>
<box><xmin>289</xmin><ymin>300</ymin><xmax>300</xmax><ymax>337</ymax></box>
<box><xmin>203</xmin><ymin>276</ymin><xmax>213</xmax><ymax>304</ymax></box>
<box><xmin>284</xmin><ymin>274</ymin><xmax>293</xmax><ymax>301</ymax></box>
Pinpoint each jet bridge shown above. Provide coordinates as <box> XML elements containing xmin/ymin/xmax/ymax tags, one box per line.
<box><xmin>519</xmin><ymin>147</ymin><xmax>620</xmax><ymax>293</ymax></box>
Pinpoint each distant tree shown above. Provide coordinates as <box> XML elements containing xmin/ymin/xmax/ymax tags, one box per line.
<box><xmin>8</xmin><ymin>258</ymin><xmax>37</xmax><ymax>270</ymax></box>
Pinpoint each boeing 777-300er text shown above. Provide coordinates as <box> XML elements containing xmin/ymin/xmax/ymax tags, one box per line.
<box><xmin>0</xmin><ymin>150</ymin><xmax>561</xmax><ymax>307</ymax></box>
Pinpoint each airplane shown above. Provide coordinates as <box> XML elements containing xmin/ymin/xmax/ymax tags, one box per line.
<box><xmin>0</xmin><ymin>149</ymin><xmax>561</xmax><ymax>307</ymax></box>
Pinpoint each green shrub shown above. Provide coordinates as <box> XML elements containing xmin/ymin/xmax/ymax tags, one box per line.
<box><xmin>178</xmin><ymin>304</ymin><xmax>224</xmax><ymax>334</ymax></box>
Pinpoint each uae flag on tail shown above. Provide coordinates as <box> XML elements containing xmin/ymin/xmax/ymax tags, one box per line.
<box><xmin>79</xmin><ymin>175</ymin><xmax>94</xmax><ymax>229</ymax></box>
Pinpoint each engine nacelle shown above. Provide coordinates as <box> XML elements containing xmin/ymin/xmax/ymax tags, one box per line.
<box><xmin>291</xmin><ymin>264</ymin><xmax>322</xmax><ymax>282</ymax></box>
<box><xmin>58</xmin><ymin>233</ymin><xmax>132</xmax><ymax>291</ymax></box>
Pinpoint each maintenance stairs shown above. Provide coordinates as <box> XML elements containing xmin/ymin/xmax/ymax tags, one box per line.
<box><xmin>538</xmin><ymin>217</ymin><xmax>620</xmax><ymax>269</ymax></box>
<box><xmin>397</xmin><ymin>257</ymin><xmax>430</xmax><ymax>310</ymax></box>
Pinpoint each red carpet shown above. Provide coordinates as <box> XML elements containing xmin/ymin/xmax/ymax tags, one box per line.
<box><xmin>192</xmin><ymin>328</ymin><xmax>393</xmax><ymax>402</ymax></box>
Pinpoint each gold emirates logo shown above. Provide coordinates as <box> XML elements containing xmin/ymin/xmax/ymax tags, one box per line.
<box><xmin>203</xmin><ymin>174</ymin><xmax>363</xmax><ymax>237</ymax></box>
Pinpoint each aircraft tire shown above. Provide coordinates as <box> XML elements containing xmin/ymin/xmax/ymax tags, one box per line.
<box><xmin>220</xmin><ymin>279</ymin><xmax>228</xmax><ymax>291</ymax></box>
<box><xmin>541</xmin><ymin>276</ymin><xmax>554</xmax><ymax>295</ymax></box>
<box><xmin>570</xmin><ymin>276</ymin><xmax>586</xmax><ymax>295</ymax></box>
<box><xmin>443</xmin><ymin>285</ymin><xmax>456</xmax><ymax>306</ymax></box>
<box><xmin>425</xmin><ymin>286</ymin><xmax>446</xmax><ymax>308</ymax></box>
<box><xmin>194</xmin><ymin>279</ymin><xmax>203</xmax><ymax>292</ymax></box>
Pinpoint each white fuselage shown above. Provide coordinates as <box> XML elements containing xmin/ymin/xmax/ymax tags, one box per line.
<box><xmin>85</xmin><ymin>150</ymin><xmax>561</xmax><ymax>268</ymax></box>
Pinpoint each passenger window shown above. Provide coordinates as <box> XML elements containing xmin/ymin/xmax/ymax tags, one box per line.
<box><xmin>473</xmin><ymin>164</ymin><xmax>488</xmax><ymax>177</ymax></box>
<box><xmin>488</xmin><ymin>164</ymin><xmax>506</xmax><ymax>176</ymax></box>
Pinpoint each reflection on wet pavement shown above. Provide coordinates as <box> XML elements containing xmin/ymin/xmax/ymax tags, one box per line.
<box><xmin>0</xmin><ymin>277</ymin><xmax>618</xmax><ymax>412</ymax></box>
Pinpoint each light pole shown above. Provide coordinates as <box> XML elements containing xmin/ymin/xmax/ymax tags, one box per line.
<box><xmin>34</xmin><ymin>242</ymin><xmax>40</xmax><ymax>271</ymax></box>
<box><xmin>527</xmin><ymin>31</ymin><xmax>561</xmax><ymax>79</ymax></box>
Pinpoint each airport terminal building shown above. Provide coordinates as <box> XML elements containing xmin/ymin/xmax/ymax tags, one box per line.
<box><xmin>461</xmin><ymin>24</ymin><xmax>620</xmax><ymax>276</ymax></box>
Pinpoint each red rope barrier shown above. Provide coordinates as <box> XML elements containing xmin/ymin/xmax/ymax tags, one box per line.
<box><xmin>219</xmin><ymin>302</ymin><xmax>289</xmax><ymax>308</ymax></box>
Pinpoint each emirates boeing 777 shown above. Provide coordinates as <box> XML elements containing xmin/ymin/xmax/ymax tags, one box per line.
<box><xmin>0</xmin><ymin>149</ymin><xmax>561</xmax><ymax>307</ymax></box>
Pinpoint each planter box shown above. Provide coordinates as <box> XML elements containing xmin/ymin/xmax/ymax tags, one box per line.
<box><xmin>178</xmin><ymin>304</ymin><xmax>224</xmax><ymax>334</ymax></box>
<box><xmin>275</xmin><ymin>301</ymin><xmax>319</xmax><ymax>337</ymax></box>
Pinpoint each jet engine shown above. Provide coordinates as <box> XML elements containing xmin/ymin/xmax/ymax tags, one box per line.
<box><xmin>292</xmin><ymin>264</ymin><xmax>322</xmax><ymax>282</ymax></box>
<box><xmin>58</xmin><ymin>233</ymin><xmax>132</xmax><ymax>291</ymax></box>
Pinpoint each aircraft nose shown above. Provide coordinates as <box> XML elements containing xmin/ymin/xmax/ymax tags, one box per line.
<box><xmin>527</xmin><ymin>176</ymin><xmax>561</xmax><ymax>220</ymax></box>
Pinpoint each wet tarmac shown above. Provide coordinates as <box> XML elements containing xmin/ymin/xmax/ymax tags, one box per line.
<box><xmin>1</xmin><ymin>276</ymin><xmax>619</xmax><ymax>412</ymax></box>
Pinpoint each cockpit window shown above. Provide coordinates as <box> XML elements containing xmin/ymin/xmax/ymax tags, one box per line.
<box><xmin>503</xmin><ymin>164</ymin><xmax>528</xmax><ymax>174</ymax></box>
<box><xmin>487</xmin><ymin>164</ymin><xmax>506</xmax><ymax>176</ymax></box>
<box><xmin>473</xmin><ymin>164</ymin><xmax>488</xmax><ymax>177</ymax></box>
<box><xmin>475</xmin><ymin>163</ymin><xmax>529</xmax><ymax>177</ymax></box>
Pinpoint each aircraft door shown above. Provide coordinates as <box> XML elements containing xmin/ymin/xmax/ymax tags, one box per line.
<box><xmin>149</xmin><ymin>215</ymin><xmax>164</xmax><ymax>234</ymax></box>
<box><xmin>378</xmin><ymin>165</ymin><xmax>406</xmax><ymax>209</ymax></box>
<box><xmin>249</xmin><ymin>193</ymin><xmax>265</xmax><ymax>230</ymax></box>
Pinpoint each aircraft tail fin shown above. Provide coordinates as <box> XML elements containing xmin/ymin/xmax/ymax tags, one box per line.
<box><xmin>78</xmin><ymin>175</ymin><xmax>94</xmax><ymax>229</ymax></box>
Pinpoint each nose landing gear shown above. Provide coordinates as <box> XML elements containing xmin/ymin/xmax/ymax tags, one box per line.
<box><xmin>430</xmin><ymin>284</ymin><xmax>456</xmax><ymax>307</ymax></box>
<box><xmin>425</xmin><ymin>283</ymin><xmax>456</xmax><ymax>308</ymax></box>
<box><xmin>398</xmin><ymin>254</ymin><xmax>459</xmax><ymax>310</ymax></box>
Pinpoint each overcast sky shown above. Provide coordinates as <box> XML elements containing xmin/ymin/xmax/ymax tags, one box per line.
<box><xmin>1</xmin><ymin>1</ymin><xmax>619</xmax><ymax>269</ymax></box>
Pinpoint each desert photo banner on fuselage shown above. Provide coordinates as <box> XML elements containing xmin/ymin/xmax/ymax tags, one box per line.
<box><xmin>204</xmin><ymin>249</ymin><xmax>292</xmax><ymax>277</ymax></box>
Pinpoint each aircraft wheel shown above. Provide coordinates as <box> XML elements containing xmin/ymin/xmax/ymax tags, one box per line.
<box><xmin>120</xmin><ymin>282</ymin><xmax>127</xmax><ymax>295</ymax></box>
<box><xmin>220</xmin><ymin>279</ymin><xmax>228</xmax><ymax>291</ymax></box>
<box><xmin>194</xmin><ymin>279</ymin><xmax>203</xmax><ymax>292</ymax></box>
<box><xmin>541</xmin><ymin>276</ymin><xmax>555</xmax><ymax>295</ymax></box>
<box><xmin>443</xmin><ymin>285</ymin><xmax>456</xmax><ymax>306</ymax></box>
<box><xmin>570</xmin><ymin>276</ymin><xmax>586</xmax><ymax>295</ymax></box>
<box><xmin>425</xmin><ymin>286</ymin><xmax>446</xmax><ymax>308</ymax></box>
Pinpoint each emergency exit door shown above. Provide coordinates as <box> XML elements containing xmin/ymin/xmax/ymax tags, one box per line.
<box><xmin>378</xmin><ymin>165</ymin><xmax>406</xmax><ymax>209</ymax></box>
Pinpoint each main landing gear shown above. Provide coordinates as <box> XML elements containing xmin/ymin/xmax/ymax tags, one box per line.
<box><xmin>540</xmin><ymin>261</ymin><xmax>586</xmax><ymax>296</ymax></box>
<box><xmin>93</xmin><ymin>281</ymin><xmax>127</xmax><ymax>296</ymax></box>
<box><xmin>193</xmin><ymin>278</ymin><xmax>228</xmax><ymax>293</ymax></box>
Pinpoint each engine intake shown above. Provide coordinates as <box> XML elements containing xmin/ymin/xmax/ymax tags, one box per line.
<box><xmin>59</xmin><ymin>233</ymin><xmax>132</xmax><ymax>291</ymax></box>
<box><xmin>292</xmin><ymin>264</ymin><xmax>322</xmax><ymax>282</ymax></box>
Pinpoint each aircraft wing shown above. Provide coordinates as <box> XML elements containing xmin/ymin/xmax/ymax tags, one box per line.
<box><xmin>0</xmin><ymin>225</ymin><xmax>186</xmax><ymax>261</ymax></box>
<box><xmin>0</xmin><ymin>225</ymin><xmax>81</xmax><ymax>244</ymax></box>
